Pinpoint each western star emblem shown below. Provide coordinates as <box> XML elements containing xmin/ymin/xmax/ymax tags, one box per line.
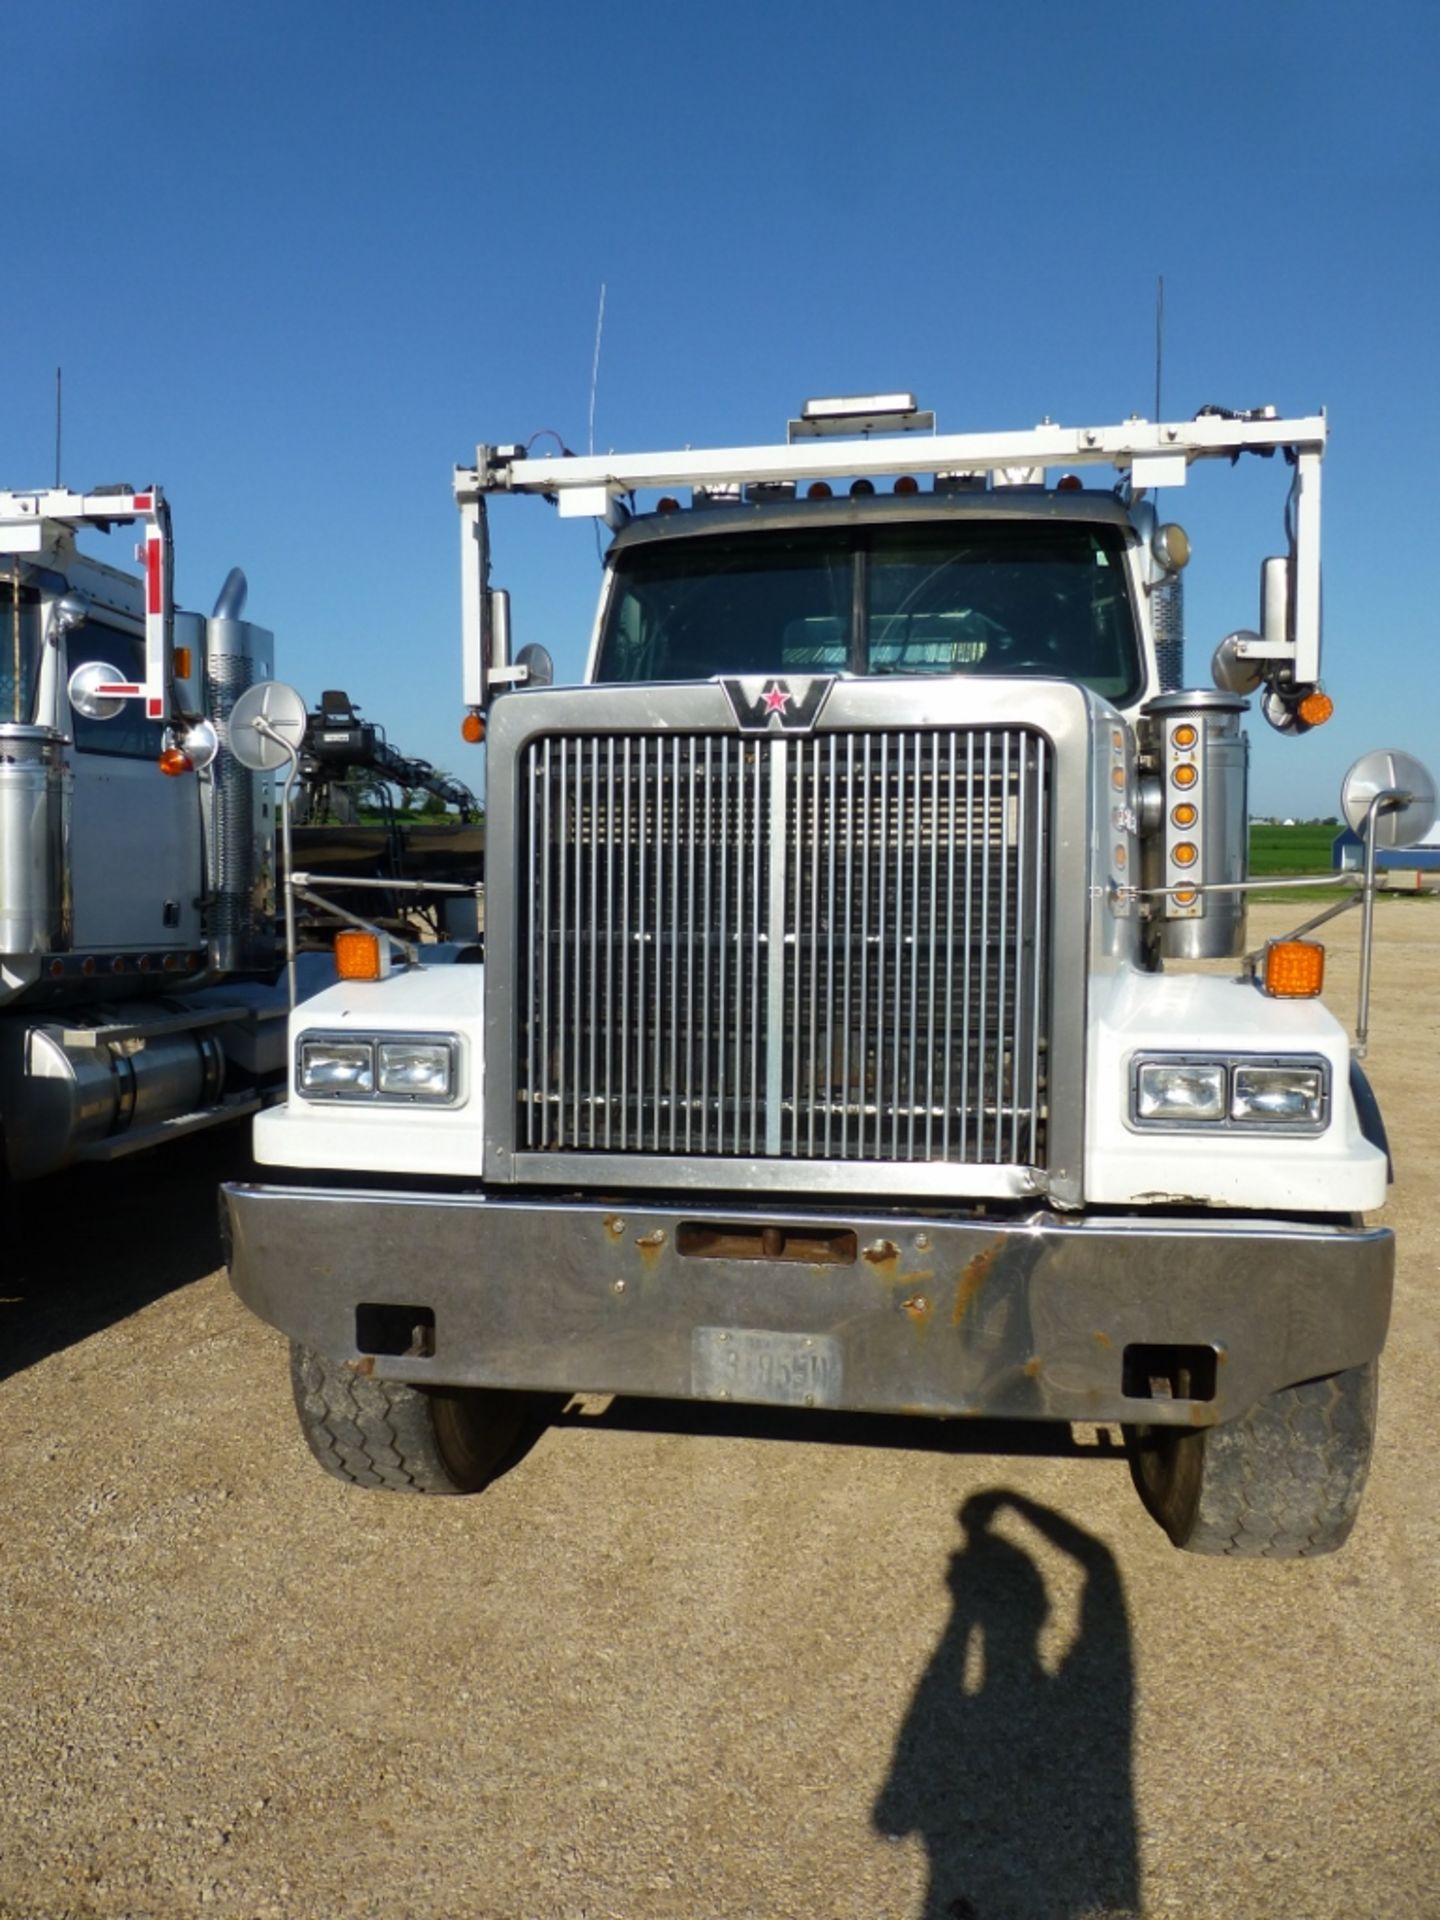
<box><xmin>719</xmin><ymin>675</ymin><xmax>835</xmax><ymax>734</ymax></box>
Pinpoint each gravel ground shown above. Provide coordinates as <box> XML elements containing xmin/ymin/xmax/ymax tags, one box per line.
<box><xmin>2</xmin><ymin>903</ymin><xmax>1437</xmax><ymax>1920</ymax></box>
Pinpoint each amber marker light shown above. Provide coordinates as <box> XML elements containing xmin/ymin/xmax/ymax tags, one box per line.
<box><xmin>1172</xmin><ymin>842</ymin><xmax>1199</xmax><ymax>868</ymax></box>
<box><xmin>1172</xmin><ymin>802</ymin><xmax>1198</xmax><ymax>828</ymax></box>
<box><xmin>806</xmin><ymin>481</ymin><xmax>833</xmax><ymax>500</ymax></box>
<box><xmin>173</xmin><ymin>645</ymin><xmax>193</xmax><ymax>680</ymax></box>
<box><xmin>461</xmin><ymin>712</ymin><xmax>485</xmax><ymax>744</ymax></box>
<box><xmin>158</xmin><ymin>745</ymin><xmax>193</xmax><ymax>776</ymax></box>
<box><xmin>894</xmin><ymin>475</ymin><xmax>919</xmax><ymax>495</ymax></box>
<box><xmin>1111</xmin><ymin>767</ymin><xmax>1127</xmax><ymax>789</ymax></box>
<box><xmin>1172</xmin><ymin>763</ymin><xmax>1198</xmax><ymax>789</ymax></box>
<box><xmin>1172</xmin><ymin>723</ymin><xmax>1198</xmax><ymax>749</ymax></box>
<box><xmin>1298</xmin><ymin>690</ymin><xmax>1335</xmax><ymax>728</ymax></box>
<box><xmin>335</xmin><ymin>930</ymin><xmax>384</xmax><ymax>981</ymax></box>
<box><xmin>1173</xmin><ymin>889</ymin><xmax>1198</xmax><ymax>908</ymax></box>
<box><xmin>1263</xmin><ymin>939</ymin><xmax>1325</xmax><ymax>998</ymax></box>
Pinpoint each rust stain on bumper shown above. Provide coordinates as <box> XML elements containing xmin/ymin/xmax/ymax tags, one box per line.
<box><xmin>952</xmin><ymin>1238</ymin><xmax>1006</xmax><ymax>1325</ymax></box>
<box><xmin>634</xmin><ymin>1228</ymin><xmax>667</xmax><ymax>1272</ymax></box>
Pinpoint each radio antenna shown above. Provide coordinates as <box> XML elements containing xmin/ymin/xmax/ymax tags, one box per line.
<box><xmin>1154</xmin><ymin>275</ymin><xmax>1165</xmax><ymax>422</ymax></box>
<box><xmin>588</xmin><ymin>282</ymin><xmax>607</xmax><ymax>456</ymax></box>
<box><xmin>54</xmin><ymin>367</ymin><xmax>62</xmax><ymax>487</ymax></box>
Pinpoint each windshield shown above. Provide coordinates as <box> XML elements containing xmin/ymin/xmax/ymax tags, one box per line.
<box><xmin>595</xmin><ymin>519</ymin><xmax>1141</xmax><ymax>701</ymax></box>
<box><xmin>0</xmin><ymin>581</ymin><xmax>41</xmax><ymax>723</ymax></box>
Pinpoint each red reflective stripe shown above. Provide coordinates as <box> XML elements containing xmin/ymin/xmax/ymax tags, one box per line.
<box><xmin>147</xmin><ymin>698</ymin><xmax>163</xmax><ymax>718</ymax></box>
<box><xmin>146</xmin><ymin>533</ymin><xmax>162</xmax><ymax>614</ymax></box>
<box><xmin>95</xmin><ymin>683</ymin><xmax>143</xmax><ymax>695</ymax></box>
<box><xmin>132</xmin><ymin>493</ymin><xmax>152</xmax><ymax>511</ymax></box>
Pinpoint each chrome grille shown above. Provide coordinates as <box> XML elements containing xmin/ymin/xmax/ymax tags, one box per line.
<box><xmin>516</xmin><ymin>727</ymin><xmax>1050</xmax><ymax>1165</ymax></box>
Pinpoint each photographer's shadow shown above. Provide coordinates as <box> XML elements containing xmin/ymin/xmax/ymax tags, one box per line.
<box><xmin>874</xmin><ymin>1492</ymin><xmax>1139</xmax><ymax>1920</ymax></box>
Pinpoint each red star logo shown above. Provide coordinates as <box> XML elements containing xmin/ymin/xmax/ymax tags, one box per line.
<box><xmin>763</xmin><ymin>683</ymin><xmax>790</xmax><ymax>714</ymax></box>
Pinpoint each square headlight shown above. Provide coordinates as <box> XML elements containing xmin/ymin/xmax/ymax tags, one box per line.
<box><xmin>1135</xmin><ymin>1061</ymin><xmax>1226</xmax><ymax>1123</ymax></box>
<box><xmin>298</xmin><ymin>1039</ymin><xmax>374</xmax><ymax>1094</ymax></box>
<box><xmin>1232</xmin><ymin>1065</ymin><xmax>1326</xmax><ymax>1127</ymax></box>
<box><xmin>378</xmin><ymin>1040</ymin><xmax>455</xmax><ymax>1100</ymax></box>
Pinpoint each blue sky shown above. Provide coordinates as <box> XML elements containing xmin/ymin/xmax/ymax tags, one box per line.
<box><xmin>5</xmin><ymin>2</ymin><xmax>1436</xmax><ymax>817</ymax></box>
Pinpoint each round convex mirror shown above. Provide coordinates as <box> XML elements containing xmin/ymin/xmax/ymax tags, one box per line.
<box><xmin>1341</xmin><ymin>749</ymin><xmax>1438</xmax><ymax>850</ymax></box>
<box><xmin>515</xmin><ymin>642</ymin><xmax>554</xmax><ymax>688</ymax></box>
<box><xmin>67</xmin><ymin>661</ymin><xmax>127</xmax><ymax>722</ymax></box>
<box><xmin>227</xmin><ymin>680</ymin><xmax>309</xmax><ymax>772</ymax></box>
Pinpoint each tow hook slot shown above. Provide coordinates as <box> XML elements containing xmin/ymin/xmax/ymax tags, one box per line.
<box><xmin>677</xmin><ymin>1222</ymin><xmax>858</xmax><ymax>1265</ymax></box>
<box><xmin>1122</xmin><ymin>1343</ymin><xmax>1218</xmax><ymax>1402</ymax></box>
<box><xmin>355</xmin><ymin>1303</ymin><xmax>437</xmax><ymax>1358</ymax></box>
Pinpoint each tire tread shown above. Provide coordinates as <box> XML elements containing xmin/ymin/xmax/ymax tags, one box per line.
<box><xmin>289</xmin><ymin>1344</ymin><xmax>526</xmax><ymax>1495</ymax></box>
<box><xmin>1128</xmin><ymin>1363</ymin><xmax>1378</xmax><ymax>1558</ymax></box>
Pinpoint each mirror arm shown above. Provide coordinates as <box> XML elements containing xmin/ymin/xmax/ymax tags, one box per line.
<box><xmin>459</xmin><ymin>496</ymin><xmax>492</xmax><ymax>718</ymax></box>
<box><xmin>253</xmin><ymin>715</ymin><xmax>304</xmax><ymax>1010</ymax></box>
<box><xmin>1355</xmin><ymin>787</ymin><xmax>1409</xmax><ymax>1057</ymax></box>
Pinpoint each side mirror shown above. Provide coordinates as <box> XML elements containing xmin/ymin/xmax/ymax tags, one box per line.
<box><xmin>1211</xmin><ymin>631</ymin><xmax>1263</xmax><ymax>695</ymax></box>
<box><xmin>54</xmin><ymin>590</ymin><xmax>91</xmax><ymax>633</ymax></box>
<box><xmin>227</xmin><ymin>680</ymin><xmax>309</xmax><ymax>773</ymax></box>
<box><xmin>1342</xmin><ymin>749</ymin><xmax>1437</xmax><ymax>850</ymax></box>
<box><xmin>1260</xmin><ymin>555</ymin><xmax>1290</xmax><ymax>652</ymax></box>
<box><xmin>48</xmin><ymin>590</ymin><xmax>92</xmax><ymax>649</ymax></box>
<box><xmin>515</xmin><ymin>642</ymin><xmax>554</xmax><ymax>689</ymax></box>
<box><xmin>67</xmin><ymin>660</ymin><xmax>125</xmax><ymax>721</ymax></box>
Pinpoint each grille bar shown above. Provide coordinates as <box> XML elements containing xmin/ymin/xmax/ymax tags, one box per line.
<box><xmin>517</xmin><ymin>727</ymin><xmax>1050</xmax><ymax>1166</ymax></box>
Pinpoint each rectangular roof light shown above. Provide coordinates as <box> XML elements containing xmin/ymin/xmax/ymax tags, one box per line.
<box><xmin>790</xmin><ymin>393</ymin><xmax>935</xmax><ymax>441</ymax></box>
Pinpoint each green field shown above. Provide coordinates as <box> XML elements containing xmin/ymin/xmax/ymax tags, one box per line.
<box><xmin>1245</xmin><ymin>822</ymin><xmax>1360</xmax><ymax>905</ymax></box>
<box><xmin>1248</xmin><ymin>823</ymin><xmax>1341</xmax><ymax>875</ymax></box>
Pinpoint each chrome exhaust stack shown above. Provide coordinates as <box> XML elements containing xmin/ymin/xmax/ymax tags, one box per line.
<box><xmin>202</xmin><ymin>572</ymin><xmax>279</xmax><ymax>975</ymax></box>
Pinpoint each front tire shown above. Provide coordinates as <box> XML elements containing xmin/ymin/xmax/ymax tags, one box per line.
<box><xmin>290</xmin><ymin>1342</ymin><xmax>532</xmax><ymax>1494</ymax></box>
<box><xmin>1124</xmin><ymin>1362</ymin><xmax>1378</xmax><ymax>1558</ymax></box>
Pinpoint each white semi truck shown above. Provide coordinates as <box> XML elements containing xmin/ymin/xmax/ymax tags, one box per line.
<box><xmin>222</xmin><ymin>397</ymin><xmax>1432</xmax><ymax>1556</ymax></box>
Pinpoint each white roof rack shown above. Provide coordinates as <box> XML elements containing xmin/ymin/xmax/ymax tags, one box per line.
<box><xmin>457</xmin><ymin>410</ymin><xmax>1324</xmax><ymax>506</ymax></box>
<box><xmin>454</xmin><ymin>408</ymin><xmax>1327</xmax><ymax>705</ymax></box>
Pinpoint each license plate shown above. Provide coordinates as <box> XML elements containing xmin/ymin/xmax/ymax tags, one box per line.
<box><xmin>691</xmin><ymin>1327</ymin><xmax>843</xmax><ymax>1408</ymax></box>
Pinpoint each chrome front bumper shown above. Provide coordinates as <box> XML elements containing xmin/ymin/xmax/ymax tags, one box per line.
<box><xmin>222</xmin><ymin>1183</ymin><xmax>1393</xmax><ymax>1428</ymax></box>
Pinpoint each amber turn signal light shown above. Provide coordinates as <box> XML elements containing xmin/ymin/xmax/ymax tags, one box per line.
<box><xmin>158</xmin><ymin>746</ymin><xmax>193</xmax><ymax>776</ymax></box>
<box><xmin>1298</xmin><ymin>691</ymin><xmax>1335</xmax><ymax>728</ymax></box>
<box><xmin>461</xmin><ymin>712</ymin><xmax>485</xmax><ymax>744</ymax></box>
<box><xmin>335</xmin><ymin>930</ymin><xmax>384</xmax><ymax>981</ymax></box>
<box><xmin>1263</xmin><ymin>939</ymin><xmax>1325</xmax><ymax>998</ymax></box>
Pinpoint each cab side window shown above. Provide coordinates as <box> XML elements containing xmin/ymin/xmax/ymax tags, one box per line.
<box><xmin>67</xmin><ymin>623</ymin><xmax>166</xmax><ymax>759</ymax></box>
